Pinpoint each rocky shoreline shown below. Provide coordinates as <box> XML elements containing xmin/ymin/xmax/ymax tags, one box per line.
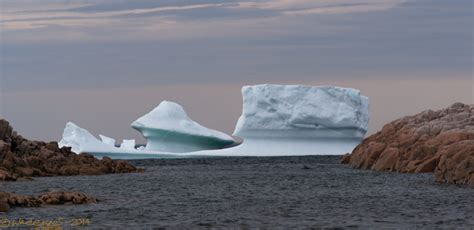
<box><xmin>0</xmin><ymin>118</ymin><xmax>144</xmax><ymax>212</ymax></box>
<box><xmin>0</xmin><ymin>191</ymin><xmax>98</xmax><ymax>212</ymax></box>
<box><xmin>341</xmin><ymin>103</ymin><xmax>474</xmax><ymax>185</ymax></box>
<box><xmin>0</xmin><ymin>119</ymin><xmax>143</xmax><ymax>181</ymax></box>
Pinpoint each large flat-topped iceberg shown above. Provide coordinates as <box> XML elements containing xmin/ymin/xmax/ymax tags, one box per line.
<box><xmin>234</xmin><ymin>84</ymin><xmax>369</xmax><ymax>138</ymax></box>
<box><xmin>131</xmin><ymin>101</ymin><xmax>236</xmax><ymax>153</ymax></box>
<box><xmin>191</xmin><ymin>84</ymin><xmax>369</xmax><ymax>156</ymax></box>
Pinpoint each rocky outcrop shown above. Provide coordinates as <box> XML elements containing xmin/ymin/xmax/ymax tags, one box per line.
<box><xmin>0</xmin><ymin>191</ymin><xmax>97</xmax><ymax>212</ymax></box>
<box><xmin>341</xmin><ymin>103</ymin><xmax>474</xmax><ymax>185</ymax></box>
<box><xmin>0</xmin><ymin>118</ymin><xmax>143</xmax><ymax>181</ymax></box>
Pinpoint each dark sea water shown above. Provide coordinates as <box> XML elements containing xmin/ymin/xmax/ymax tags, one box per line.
<box><xmin>1</xmin><ymin>156</ymin><xmax>473</xmax><ymax>229</ymax></box>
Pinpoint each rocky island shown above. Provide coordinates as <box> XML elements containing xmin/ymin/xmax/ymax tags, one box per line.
<box><xmin>0</xmin><ymin>118</ymin><xmax>143</xmax><ymax>212</ymax></box>
<box><xmin>341</xmin><ymin>103</ymin><xmax>474</xmax><ymax>185</ymax></box>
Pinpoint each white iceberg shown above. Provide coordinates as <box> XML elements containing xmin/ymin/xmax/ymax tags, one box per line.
<box><xmin>59</xmin><ymin>122</ymin><xmax>119</xmax><ymax>154</ymax></box>
<box><xmin>57</xmin><ymin>102</ymin><xmax>237</xmax><ymax>158</ymax></box>
<box><xmin>131</xmin><ymin>101</ymin><xmax>236</xmax><ymax>153</ymax></box>
<box><xmin>59</xmin><ymin>122</ymin><xmax>154</xmax><ymax>157</ymax></box>
<box><xmin>235</xmin><ymin>84</ymin><xmax>368</xmax><ymax>138</ymax></box>
<box><xmin>120</xmin><ymin>139</ymin><xmax>136</xmax><ymax>150</ymax></box>
<box><xmin>188</xmin><ymin>84</ymin><xmax>369</xmax><ymax>156</ymax></box>
<box><xmin>99</xmin><ymin>134</ymin><xmax>116</xmax><ymax>147</ymax></box>
<box><xmin>58</xmin><ymin>84</ymin><xmax>369</xmax><ymax>159</ymax></box>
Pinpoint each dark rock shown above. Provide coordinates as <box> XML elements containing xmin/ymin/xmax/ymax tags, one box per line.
<box><xmin>0</xmin><ymin>117</ymin><xmax>143</xmax><ymax>181</ymax></box>
<box><xmin>0</xmin><ymin>192</ymin><xmax>10</xmax><ymax>212</ymax></box>
<box><xmin>25</xmin><ymin>155</ymin><xmax>42</xmax><ymax>168</ymax></box>
<box><xmin>15</xmin><ymin>167</ymin><xmax>34</xmax><ymax>177</ymax></box>
<box><xmin>0</xmin><ymin>190</ymin><xmax>98</xmax><ymax>212</ymax></box>
<box><xmin>434</xmin><ymin>140</ymin><xmax>474</xmax><ymax>184</ymax></box>
<box><xmin>302</xmin><ymin>165</ymin><xmax>311</xmax><ymax>170</ymax></box>
<box><xmin>0</xmin><ymin>202</ymin><xmax>9</xmax><ymax>212</ymax></box>
<box><xmin>339</xmin><ymin>153</ymin><xmax>351</xmax><ymax>164</ymax></box>
<box><xmin>372</xmin><ymin>148</ymin><xmax>399</xmax><ymax>171</ymax></box>
<box><xmin>44</xmin><ymin>142</ymin><xmax>60</xmax><ymax>152</ymax></box>
<box><xmin>78</xmin><ymin>165</ymin><xmax>104</xmax><ymax>175</ymax></box>
<box><xmin>0</xmin><ymin>140</ymin><xmax>10</xmax><ymax>155</ymax></box>
<box><xmin>0</xmin><ymin>119</ymin><xmax>11</xmax><ymax>140</ymax></box>
<box><xmin>342</xmin><ymin>103</ymin><xmax>474</xmax><ymax>185</ymax></box>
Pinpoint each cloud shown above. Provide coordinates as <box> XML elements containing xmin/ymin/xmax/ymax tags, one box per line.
<box><xmin>235</xmin><ymin>0</ymin><xmax>405</xmax><ymax>13</ymax></box>
<box><xmin>1</xmin><ymin>0</ymin><xmax>471</xmax><ymax>92</ymax></box>
<box><xmin>0</xmin><ymin>0</ymin><xmax>406</xmax><ymax>43</ymax></box>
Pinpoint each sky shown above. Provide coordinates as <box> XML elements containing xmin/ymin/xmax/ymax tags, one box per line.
<box><xmin>0</xmin><ymin>0</ymin><xmax>472</xmax><ymax>143</ymax></box>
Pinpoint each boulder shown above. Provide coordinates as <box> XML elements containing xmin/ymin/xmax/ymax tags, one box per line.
<box><xmin>0</xmin><ymin>140</ymin><xmax>10</xmax><ymax>155</ymax></box>
<box><xmin>342</xmin><ymin>103</ymin><xmax>474</xmax><ymax>185</ymax></box>
<box><xmin>372</xmin><ymin>148</ymin><xmax>399</xmax><ymax>171</ymax></box>
<box><xmin>37</xmin><ymin>191</ymin><xmax>97</xmax><ymax>205</ymax></box>
<box><xmin>434</xmin><ymin>140</ymin><xmax>474</xmax><ymax>184</ymax></box>
<box><xmin>0</xmin><ymin>191</ymin><xmax>97</xmax><ymax>212</ymax></box>
<box><xmin>0</xmin><ymin>119</ymin><xmax>12</xmax><ymax>140</ymax></box>
<box><xmin>15</xmin><ymin>167</ymin><xmax>34</xmax><ymax>177</ymax></box>
<box><xmin>44</xmin><ymin>142</ymin><xmax>60</xmax><ymax>152</ymax></box>
<box><xmin>0</xmin><ymin>192</ymin><xmax>10</xmax><ymax>212</ymax></box>
<box><xmin>0</xmin><ymin>202</ymin><xmax>9</xmax><ymax>212</ymax></box>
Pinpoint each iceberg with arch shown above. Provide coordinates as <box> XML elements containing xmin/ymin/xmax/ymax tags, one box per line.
<box><xmin>58</xmin><ymin>102</ymin><xmax>238</xmax><ymax>156</ymax></box>
<box><xmin>131</xmin><ymin>101</ymin><xmax>236</xmax><ymax>152</ymax></box>
<box><xmin>58</xmin><ymin>84</ymin><xmax>369</xmax><ymax>158</ymax></box>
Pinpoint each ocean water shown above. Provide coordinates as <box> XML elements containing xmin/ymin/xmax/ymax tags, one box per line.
<box><xmin>1</xmin><ymin>156</ymin><xmax>473</xmax><ymax>229</ymax></box>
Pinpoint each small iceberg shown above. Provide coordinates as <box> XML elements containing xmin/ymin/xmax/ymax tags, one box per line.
<box><xmin>59</xmin><ymin>122</ymin><xmax>123</xmax><ymax>154</ymax></box>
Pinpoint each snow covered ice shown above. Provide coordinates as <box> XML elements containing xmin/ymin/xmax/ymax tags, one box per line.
<box><xmin>131</xmin><ymin>101</ymin><xmax>236</xmax><ymax>153</ymax></box>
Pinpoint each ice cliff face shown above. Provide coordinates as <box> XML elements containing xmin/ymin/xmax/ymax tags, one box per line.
<box><xmin>131</xmin><ymin>101</ymin><xmax>236</xmax><ymax>153</ymax></box>
<box><xmin>99</xmin><ymin>135</ymin><xmax>115</xmax><ymax>147</ymax></box>
<box><xmin>234</xmin><ymin>84</ymin><xmax>369</xmax><ymax>138</ymax></box>
<box><xmin>59</xmin><ymin>122</ymin><xmax>114</xmax><ymax>154</ymax></box>
<box><xmin>190</xmin><ymin>84</ymin><xmax>370</xmax><ymax>156</ymax></box>
<box><xmin>120</xmin><ymin>139</ymin><xmax>136</xmax><ymax>150</ymax></box>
